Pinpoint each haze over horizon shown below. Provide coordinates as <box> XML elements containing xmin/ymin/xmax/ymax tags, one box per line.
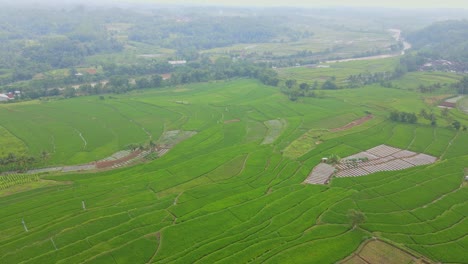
<box><xmin>138</xmin><ymin>0</ymin><xmax>468</xmax><ymax>8</ymax></box>
<box><xmin>3</xmin><ymin>0</ymin><xmax>468</xmax><ymax>9</ymax></box>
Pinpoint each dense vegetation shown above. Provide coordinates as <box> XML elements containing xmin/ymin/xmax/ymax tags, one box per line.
<box><xmin>129</xmin><ymin>16</ymin><xmax>303</xmax><ymax>50</ymax></box>
<box><xmin>406</xmin><ymin>20</ymin><xmax>468</xmax><ymax>62</ymax></box>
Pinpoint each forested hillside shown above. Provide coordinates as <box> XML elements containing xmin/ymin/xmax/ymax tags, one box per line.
<box><xmin>406</xmin><ymin>20</ymin><xmax>468</xmax><ymax>62</ymax></box>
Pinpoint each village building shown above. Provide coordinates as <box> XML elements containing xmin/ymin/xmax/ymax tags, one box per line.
<box><xmin>168</xmin><ymin>60</ymin><xmax>187</xmax><ymax>65</ymax></box>
<box><xmin>0</xmin><ymin>94</ymin><xmax>10</xmax><ymax>102</ymax></box>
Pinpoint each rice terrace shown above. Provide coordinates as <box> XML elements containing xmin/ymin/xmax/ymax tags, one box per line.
<box><xmin>0</xmin><ymin>2</ymin><xmax>468</xmax><ymax>264</ymax></box>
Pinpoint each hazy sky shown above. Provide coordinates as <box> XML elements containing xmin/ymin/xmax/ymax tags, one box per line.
<box><xmin>3</xmin><ymin>0</ymin><xmax>468</xmax><ymax>9</ymax></box>
<box><xmin>131</xmin><ymin>0</ymin><xmax>468</xmax><ymax>8</ymax></box>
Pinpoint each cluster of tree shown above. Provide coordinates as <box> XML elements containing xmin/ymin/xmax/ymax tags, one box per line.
<box><xmin>451</xmin><ymin>120</ymin><xmax>467</xmax><ymax>131</ymax></box>
<box><xmin>346</xmin><ymin>72</ymin><xmax>394</xmax><ymax>88</ymax></box>
<box><xmin>12</xmin><ymin>57</ymin><xmax>281</xmax><ymax>100</ymax></box>
<box><xmin>280</xmin><ymin>78</ymin><xmax>339</xmax><ymax>101</ymax></box>
<box><xmin>0</xmin><ymin>153</ymin><xmax>37</xmax><ymax>173</ymax></box>
<box><xmin>128</xmin><ymin>16</ymin><xmax>305</xmax><ymax>50</ymax></box>
<box><xmin>418</xmin><ymin>83</ymin><xmax>443</xmax><ymax>93</ymax></box>
<box><xmin>419</xmin><ymin>109</ymin><xmax>437</xmax><ymax>126</ymax></box>
<box><xmin>22</xmin><ymin>37</ymin><xmax>122</xmax><ymax>70</ymax></box>
<box><xmin>452</xmin><ymin>76</ymin><xmax>468</xmax><ymax>94</ymax></box>
<box><xmin>389</xmin><ymin>111</ymin><xmax>418</xmax><ymax>123</ymax></box>
<box><xmin>351</xmin><ymin>49</ymin><xmax>384</xmax><ymax>59</ymax></box>
<box><xmin>394</xmin><ymin>54</ymin><xmax>427</xmax><ymax>77</ymax></box>
<box><xmin>281</xmin><ymin>79</ymin><xmax>318</xmax><ymax>101</ymax></box>
<box><xmin>0</xmin><ymin>7</ymin><xmax>127</xmax><ymax>84</ymax></box>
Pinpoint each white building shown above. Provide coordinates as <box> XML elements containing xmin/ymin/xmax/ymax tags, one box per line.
<box><xmin>0</xmin><ymin>94</ymin><xmax>10</xmax><ymax>102</ymax></box>
<box><xmin>168</xmin><ymin>60</ymin><xmax>187</xmax><ymax>65</ymax></box>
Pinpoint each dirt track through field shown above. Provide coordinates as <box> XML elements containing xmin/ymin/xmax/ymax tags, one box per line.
<box><xmin>330</xmin><ymin>115</ymin><xmax>373</xmax><ymax>132</ymax></box>
<box><xmin>75</xmin><ymin>129</ymin><xmax>87</xmax><ymax>149</ymax></box>
<box><xmin>224</xmin><ymin>119</ymin><xmax>240</xmax><ymax>124</ymax></box>
<box><xmin>4</xmin><ymin>130</ymin><xmax>197</xmax><ymax>176</ymax></box>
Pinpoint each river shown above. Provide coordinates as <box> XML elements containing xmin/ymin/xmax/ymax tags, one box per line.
<box><xmin>325</xmin><ymin>28</ymin><xmax>411</xmax><ymax>64</ymax></box>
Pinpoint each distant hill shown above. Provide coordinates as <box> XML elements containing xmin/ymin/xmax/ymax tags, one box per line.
<box><xmin>406</xmin><ymin>20</ymin><xmax>468</xmax><ymax>62</ymax></box>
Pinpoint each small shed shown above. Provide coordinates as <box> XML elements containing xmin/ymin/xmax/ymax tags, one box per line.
<box><xmin>168</xmin><ymin>60</ymin><xmax>187</xmax><ymax>65</ymax></box>
<box><xmin>321</xmin><ymin>157</ymin><xmax>328</xmax><ymax>163</ymax></box>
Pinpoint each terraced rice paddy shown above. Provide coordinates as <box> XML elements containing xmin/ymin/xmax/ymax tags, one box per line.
<box><xmin>340</xmin><ymin>239</ymin><xmax>432</xmax><ymax>264</ymax></box>
<box><xmin>7</xmin><ymin>130</ymin><xmax>198</xmax><ymax>175</ymax></box>
<box><xmin>439</xmin><ymin>95</ymin><xmax>464</xmax><ymax>109</ymax></box>
<box><xmin>261</xmin><ymin>119</ymin><xmax>286</xmax><ymax>144</ymax></box>
<box><xmin>0</xmin><ymin>79</ymin><xmax>467</xmax><ymax>263</ymax></box>
<box><xmin>458</xmin><ymin>96</ymin><xmax>468</xmax><ymax>114</ymax></box>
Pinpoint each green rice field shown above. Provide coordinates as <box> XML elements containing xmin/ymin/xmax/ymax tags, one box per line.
<box><xmin>0</xmin><ymin>79</ymin><xmax>467</xmax><ymax>263</ymax></box>
<box><xmin>277</xmin><ymin>57</ymin><xmax>399</xmax><ymax>85</ymax></box>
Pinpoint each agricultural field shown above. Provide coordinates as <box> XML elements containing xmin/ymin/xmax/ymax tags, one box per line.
<box><xmin>0</xmin><ymin>78</ymin><xmax>467</xmax><ymax>263</ymax></box>
<box><xmin>459</xmin><ymin>96</ymin><xmax>468</xmax><ymax>114</ymax></box>
<box><xmin>277</xmin><ymin>57</ymin><xmax>399</xmax><ymax>85</ymax></box>
<box><xmin>0</xmin><ymin>125</ymin><xmax>28</xmax><ymax>157</ymax></box>
<box><xmin>203</xmin><ymin>27</ymin><xmax>396</xmax><ymax>60</ymax></box>
<box><xmin>340</xmin><ymin>239</ymin><xmax>432</xmax><ymax>264</ymax></box>
<box><xmin>391</xmin><ymin>71</ymin><xmax>461</xmax><ymax>92</ymax></box>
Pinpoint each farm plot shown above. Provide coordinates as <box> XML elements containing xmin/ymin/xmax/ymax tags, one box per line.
<box><xmin>438</xmin><ymin>95</ymin><xmax>464</xmax><ymax>109</ymax></box>
<box><xmin>306</xmin><ymin>145</ymin><xmax>437</xmax><ymax>184</ymax></box>
<box><xmin>285</xmin><ymin>114</ymin><xmax>375</xmax><ymax>159</ymax></box>
<box><xmin>0</xmin><ymin>126</ymin><xmax>27</xmax><ymax>157</ymax></box>
<box><xmin>0</xmin><ymin>173</ymin><xmax>67</xmax><ymax>197</ymax></box>
<box><xmin>304</xmin><ymin>163</ymin><xmax>336</xmax><ymax>184</ymax></box>
<box><xmin>261</xmin><ymin>119</ymin><xmax>286</xmax><ymax>145</ymax></box>
<box><xmin>157</xmin><ymin>130</ymin><xmax>197</xmax><ymax>148</ymax></box>
<box><xmin>458</xmin><ymin>96</ymin><xmax>468</xmax><ymax>114</ymax></box>
<box><xmin>337</xmin><ymin>145</ymin><xmax>437</xmax><ymax>178</ymax></box>
<box><xmin>340</xmin><ymin>239</ymin><xmax>432</xmax><ymax>264</ymax></box>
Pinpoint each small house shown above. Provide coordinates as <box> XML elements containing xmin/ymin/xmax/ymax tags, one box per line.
<box><xmin>168</xmin><ymin>60</ymin><xmax>187</xmax><ymax>65</ymax></box>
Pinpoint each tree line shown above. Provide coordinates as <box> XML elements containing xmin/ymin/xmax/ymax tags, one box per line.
<box><xmin>3</xmin><ymin>57</ymin><xmax>280</xmax><ymax>100</ymax></box>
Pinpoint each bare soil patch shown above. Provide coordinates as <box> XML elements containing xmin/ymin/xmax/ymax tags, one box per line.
<box><xmin>438</xmin><ymin>102</ymin><xmax>456</xmax><ymax>109</ymax></box>
<box><xmin>224</xmin><ymin>119</ymin><xmax>240</xmax><ymax>124</ymax></box>
<box><xmin>330</xmin><ymin>115</ymin><xmax>373</xmax><ymax>132</ymax></box>
<box><xmin>438</xmin><ymin>95</ymin><xmax>464</xmax><ymax>109</ymax></box>
<box><xmin>161</xmin><ymin>73</ymin><xmax>172</xmax><ymax>80</ymax></box>
<box><xmin>6</xmin><ymin>130</ymin><xmax>197</xmax><ymax>175</ymax></box>
<box><xmin>261</xmin><ymin>119</ymin><xmax>287</xmax><ymax>145</ymax></box>
<box><xmin>423</xmin><ymin>95</ymin><xmax>448</xmax><ymax>106</ymax></box>
<box><xmin>96</xmin><ymin>150</ymin><xmax>142</xmax><ymax>169</ymax></box>
<box><xmin>340</xmin><ymin>239</ymin><xmax>433</xmax><ymax>264</ymax></box>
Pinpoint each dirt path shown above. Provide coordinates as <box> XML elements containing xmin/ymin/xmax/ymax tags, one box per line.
<box><xmin>330</xmin><ymin>115</ymin><xmax>373</xmax><ymax>132</ymax></box>
<box><xmin>74</xmin><ymin>129</ymin><xmax>87</xmax><ymax>149</ymax></box>
<box><xmin>142</xmin><ymin>127</ymin><xmax>152</xmax><ymax>140</ymax></box>
<box><xmin>224</xmin><ymin>119</ymin><xmax>240</xmax><ymax>124</ymax></box>
<box><xmin>3</xmin><ymin>130</ymin><xmax>197</xmax><ymax>176</ymax></box>
<box><xmin>173</xmin><ymin>192</ymin><xmax>183</xmax><ymax>206</ymax></box>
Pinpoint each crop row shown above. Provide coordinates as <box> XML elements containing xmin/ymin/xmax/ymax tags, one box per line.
<box><xmin>0</xmin><ymin>174</ymin><xmax>39</xmax><ymax>190</ymax></box>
